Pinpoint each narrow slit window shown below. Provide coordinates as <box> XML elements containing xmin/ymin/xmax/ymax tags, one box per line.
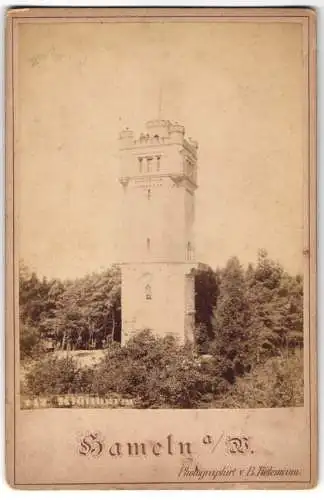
<box><xmin>147</xmin><ymin>188</ymin><xmax>151</xmax><ymax>200</ymax></box>
<box><xmin>186</xmin><ymin>241</ymin><xmax>192</xmax><ymax>260</ymax></box>
<box><xmin>145</xmin><ymin>284</ymin><xmax>152</xmax><ymax>300</ymax></box>
<box><xmin>138</xmin><ymin>157</ymin><xmax>143</xmax><ymax>173</ymax></box>
<box><xmin>146</xmin><ymin>238</ymin><xmax>151</xmax><ymax>252</ymax></box>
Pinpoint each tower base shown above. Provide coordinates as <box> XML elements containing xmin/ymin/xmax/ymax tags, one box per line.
<box><xmin>120</xmin><ymin>262</ymin><xmax>197</xmax><ymax>346</ymax></box>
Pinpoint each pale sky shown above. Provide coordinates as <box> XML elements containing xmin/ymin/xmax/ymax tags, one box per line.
<box><xmin>16</xmin><ymin>20</ymin><xmax>306</xmax><ymax>279</ymax></box>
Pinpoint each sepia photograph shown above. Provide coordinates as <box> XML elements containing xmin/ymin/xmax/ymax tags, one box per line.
<box><xmin>6</xmin><ymin>7</ymin><xmax>317</xmax><ymax>489</ymax></box>
<box><xmin>17</xmin><ymin>15</ymin><xmax>305</xmax><ymax>411</ymax></box>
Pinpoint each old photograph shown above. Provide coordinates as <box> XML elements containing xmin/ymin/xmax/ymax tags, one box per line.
<box><xmin>6</xmin><ymin>7</ymin><xmax>317</xmax><ymax>490</ymax></box>
<box><xmin>16</xmin><ymin>15</ymin><xmax>307</xmax><ymax>412</ymax></box>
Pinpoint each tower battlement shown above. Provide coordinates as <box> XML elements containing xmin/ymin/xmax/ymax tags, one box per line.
<box><xmin>119</xmin><ymin>120</ymin><xmax>198</xmax><ymax>158</ymax></box>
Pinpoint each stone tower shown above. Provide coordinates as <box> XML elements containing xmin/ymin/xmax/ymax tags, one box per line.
<box><xmin>118</xmin><ymin>120</ymin><xmax>198</xmax><ymax>345</ymax></box>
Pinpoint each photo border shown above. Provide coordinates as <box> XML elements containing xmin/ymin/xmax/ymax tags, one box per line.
<box><xmin>5</xmin><ymin>7</ymin><xmax>317</xmax><ymax>489</ymax></box>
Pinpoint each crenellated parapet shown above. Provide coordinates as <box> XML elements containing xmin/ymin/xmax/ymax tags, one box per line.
<box><xmin>119</xmin><ymin>120</ymin><xmax>198</xmax><ymax>159</ymax></box>
<box><xmin>119</xmin><ymin>128</ymin><xmax>134</xmax><ymax>148</ymax></box>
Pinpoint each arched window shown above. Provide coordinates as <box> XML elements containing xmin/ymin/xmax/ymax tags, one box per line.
<box><xmin>145</xmin><ymin>284</ymin><xmax>152</xmax><ymax>300</ymax></box>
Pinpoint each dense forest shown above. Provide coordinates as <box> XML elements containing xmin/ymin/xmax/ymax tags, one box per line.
<box><xmin>19</xmin><ymin>263</ymin><xmax>122</xmax><ymax>355</ymax></box>
<box><xmin>20</xmin><ymin>250</ymin><xmax>304</xmax><ymax>408</ymax></box>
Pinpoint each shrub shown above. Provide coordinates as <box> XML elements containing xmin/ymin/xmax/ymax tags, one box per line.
<box><xmin>24</xmin><ymin>354</ymin><xmax>93</xmax><ymax>396</ymax></box>
<box><xmin>214</xmin><ymin>349</ymin><xmax>304</xmax><ymax>408</ymax></box>
<box><xmin>92</xmin><ymin>331</ymin><xmax>224</xmax><ymax>408</ymax></box>
<box><xmin>23</xmin><ymin>331</ymin><xmax>303</xmax><ymax>410</ymax></box>
<box><xmin>20</xmin><ymin>324</ymin><xmax>42</xmax><ymax>361</ymax></box>
<box><xmin>144</xmin><ymin>349</ymin><xmax>224</xmax><ymax>409</ymax></box>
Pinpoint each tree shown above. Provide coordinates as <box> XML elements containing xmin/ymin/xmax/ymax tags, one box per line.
<box><xmin>20</xmin><ymin>323</ymin><xmax>42</xmax><ymax>360</ymax></box>
<box><xmin>19</xmin><ymin>262</ymin><xmax>122</xmax><ymax>352</ymax></box>
<box><xmin>246</xmin><ymin>250</ymin><xmax>303</xmax><ymax>360</ymax></box>
<box><xmin>19</xmin><ymin>263</ymin><xmax>66</xmax><ymax>358</ymax></box>
<box><xmin>212</xmin><ymin>256</ymin><xmax>252</xmax><ymax>381</ymax></box>
<box><xmin>19</xmin><ymin>263</ymin><xmax>53</xmax><ymax>326</ymax></box>
<box><xmin>45</xmin><ymin>266</ymin><xmax>121</xmax><ymax>350</ymax></box>
<box><xmin>194</xmin><ymin>265</ymin><xmax>219</xmax><ymax>344</ymax></box>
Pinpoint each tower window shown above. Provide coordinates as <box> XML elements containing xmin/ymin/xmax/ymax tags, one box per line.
<box><xmin>156</xmin><ymin>156</ymin><xmax>161</xmax><ymax>171</ymax></box>
<box><xmin>146</xmin><ymin>157</ymin><xmax>153</xmax><ymax>172</ymax></box>
<box><xmin>145</xmin><ymin>284</ymin><xmax>152</xmax><ymax>300</ymax></box>
<box><xmin>146</xmin><ymin>238</ymin><xmax>151</xmax><ymax>252</ymax></box>
<box><xmin>138</xmin><ymin>157</ymin><xmax>143</xmax><ymax>173</ymax></box>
